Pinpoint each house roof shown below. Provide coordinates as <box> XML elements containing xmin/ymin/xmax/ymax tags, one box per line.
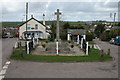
<box><xmin>67</xmin><ymin>29</ymin><xmax>86</xmax><ymax>35</ymax></box>
<box><xmin>18</xmin><ymin>17</ymin><xmax>46</xmax><ymax>28</ymax></box>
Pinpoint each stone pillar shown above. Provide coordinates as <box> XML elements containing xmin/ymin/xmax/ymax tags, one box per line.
<box><xmin>81</xmin><ymin>38</ymin><xmax>83</xmax><ymax>49</ymax></box>
<box><xmin>77</xmin><ymin>35</ymin><xmax>80</xmax><ymax>44</ymax></box>
<box><xmin>67</xmin><ymin>34</ymin><xmax>71</xmax><ymax>41</ymax></box>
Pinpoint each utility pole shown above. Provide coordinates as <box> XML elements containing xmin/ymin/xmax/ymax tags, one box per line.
<box><xmin>113</xmin><ymin>13</ymin><xmax>116</xmax><ymax>27</ymax></box>
<box><xmin>118</xmin><ymin>1</ymin><xmax>120</xmax><ymax>22</ymax></box>
<box><xmin>25</xmin><ymin>2</ymin><xmax>28</xmax><ymax>54</ymax></box>
<box><xmin>26</xmin><ymin>2</ymin><xmax>28</xmax><ymax>40</ymax></box>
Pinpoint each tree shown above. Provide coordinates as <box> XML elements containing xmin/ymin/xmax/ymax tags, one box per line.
<box><xmin>100</xmin><ymin>31</ymin><xmax>110</xmax><ymax>41</ymax></box>
<box><xmin>117</xmin><ymin>22</ymin><xmax>120</xmax><ymax>26</ymax></box>
<box><xmin>60</xmin><ymin>22</ymin><xmax>68</xmax><ymax>40</ymax></box>
<box><xmin>63</xmin><ymin>22</ymin><xmax>70</xmax><ymax>29</ymax></box>
<box><xmin>86</xmin><ymin>31</ymin><xmax>95</xmax><ymax>41</ymax></box>
<box><xmin>94</xmin><ymin>23</ymin><xmax>105</xmax><ymax>37</ymax></box>
<box><xmin>50</xmin><ymin>22</ymin><xmax>56</xmax><ymax>41</ymax></box>
<box><xmin>109</xmin><ymin>28</ymin><xmax>120</xmax><ymax>38</ymax></box>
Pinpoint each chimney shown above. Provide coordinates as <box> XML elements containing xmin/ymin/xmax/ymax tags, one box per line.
<box><xmin>43</xmin><ymin>14</ymin><xmax>45</xmax><ymax>25</ymax></box>
<box><xmin>31</xmin><ymin>15</ymin><xmax>33</xmax><ymax>18</ymax></box>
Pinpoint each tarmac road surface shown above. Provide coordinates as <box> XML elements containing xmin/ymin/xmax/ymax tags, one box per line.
<box><xmin>4</xmin><ymin>39</ymin><xmax>119</xmax><ymax>78</ymax></box>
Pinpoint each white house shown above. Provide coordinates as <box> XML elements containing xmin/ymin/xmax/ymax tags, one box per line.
<box><xmin>18</xmin><ymin>17</ymin><xmax>50</xmax><ymax>40</ymax></box>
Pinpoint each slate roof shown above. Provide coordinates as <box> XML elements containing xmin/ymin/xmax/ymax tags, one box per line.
<box><xmin>18</xmin><ymin>17</ymin><xmax>46</xmax><ymax>28</ymax></box>
<box><xmin>67</xmin><ymin>29</ymin><xmax>86</xmax><ymax>35</ymax></box>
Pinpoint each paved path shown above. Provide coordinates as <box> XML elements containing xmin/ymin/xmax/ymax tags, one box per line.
<box><xmin>73</xmin><ymin>46</ymin><xmax>85</xmax><ymax>56</ymax></box>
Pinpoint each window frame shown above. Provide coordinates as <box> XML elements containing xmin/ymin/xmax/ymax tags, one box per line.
<box><xmin>35</xmin><ymin>24</ymin><xmax>38</xmax><ymax>29</ymax></box>
<box><xmin>27</xmin><ymin>24</ymin><xmax>30</xmax><ymax>30</ymax></box>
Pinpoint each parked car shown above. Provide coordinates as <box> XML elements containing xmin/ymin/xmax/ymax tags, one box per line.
<box><xmin>2</xmin><ymin>35</ymin><xmax>9</xmax><ymax>38</ymax></box>
<box><xmin>8</xmin><ymin>35</ymin><xmax>13</xmax><ymax>38</ymax></box>
<box><xmin>2</xmin><ymin>35</ymin><xmax>13</xmax><ymax>38</ymax></box>
<box><xmin>109</xmin><ymin>38</ymin><xmax>115</xmax><ymax>44</ymax></box>
<box><xmin>114</xmin><ymin>36</ymin><xmax>120</xmax><ymax>45</ymax></box>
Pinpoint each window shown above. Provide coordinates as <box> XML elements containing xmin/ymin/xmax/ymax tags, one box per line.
<box><xmin>35</xmin><ymin>24</ymin><xmax>38</xmax><ymax>29</ymax></box>
<box><xmin>27</xmin><ymin>24</ymin><xmax>30</xmax><ymax>30</ymax></box>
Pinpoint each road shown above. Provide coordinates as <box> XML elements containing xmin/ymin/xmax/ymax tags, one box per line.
<box><xmin>0</xmin><ymin>38</ymin><xmax>17</xmax><ymax>79</ymax></box>
<box><xmin>2</xmin><ymin>38</ymin><xmax>17</xmax><ymax>66</ymax></box>
<box><xmin>0</xmin><ymin>39</ymin><xmax>2</xmax><ymax>71</ymax></box>
<box><xmin>2</xmin><ymin>39</ymin><xmax>119</xmax><ymax>78</ymax></box>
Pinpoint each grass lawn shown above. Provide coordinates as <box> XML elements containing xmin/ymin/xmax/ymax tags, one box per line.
<box><xmin>88</xmin><ymin>41</ymin><xmax>96</xmax><ymax>44</ymax></box>
<box><xmin>10</xmin><ymin>47</ymin><xmax>112</xmax><ymax>62</ymax></box>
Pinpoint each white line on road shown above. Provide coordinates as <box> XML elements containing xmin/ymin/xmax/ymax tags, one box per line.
<box><xmin>94</xmin><ymin>45</ymin><xmax>97</xmax><ymax>49</ymax></box>
<box><xmin>3</xmin><ymin>65</ymin><xmax>8</xmax><ymax>69</ymax></box>
<box><xmin>0</xmin><ymin>70</ymin><xmax>7</xmax><ymax>75</ymax></box>
<box><xmin>0</xmin><ymin>75</ymin><xmax>4</xmax><ymax>79</ymax></box>
<box><xmin>0</xmin><ymin>61</ymin><xmax>11</xmax><ymax>80</ymax></box>
<box><xmin>96</xmin><ymin>45</ymin><xmax>101</xmax><ymax>50</ymax></box>
<box><xmin>5</xmin><ymin>61</ymin><xmax>11</xmax><ymax>65</ymax></box>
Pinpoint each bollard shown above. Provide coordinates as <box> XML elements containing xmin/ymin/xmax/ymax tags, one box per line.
<box><xmin>13</xmin><ymin>47</ymin><xmax>15</xmax><ymax>54</ymax></box>
<box><xmin>19</xmin><ymin>46</ymin><xmax>23</xmax><ymax>58</ymax></box>
<box><xmin>27</xmin><ymin>41</ymin><xmax>29</xmax><ymax>54</ymax></box>
<box><xmin>92</xmin><ymin>44</ymin><xmax>94</xmax><ymax>48</ymax></box>
<box><xmin>100</xmin><ymin>49</ymin><xmax>104</xmax><ymax>57</ymax></box>
<box><xmin>56</xmin><ymin>41</ymin><xmax>59</xmax><ymax>55</ymax></box>
<box><xmin>107</xmin><ymin>48</ymin><xmax>110</xmax><ymax>56</ymax></box>
<box><xmin>18</xmin><ymin>42</ymin><xmax>19</xmax><ymax>48</ymax></box>
<box><xmin>37</xmin><ymin>38</ymin><xmax>39</xmax><ymax>44</ymax></box>
<box><xmin>77</xmin><ymin>35</ymin><xmax>80</xmax><ymax>44</ymax></box>
<box><xmin>20</xmin><ymin>41</ymin><xmax>21</xmax><ymax>46</ymax></box>
<box><xmin>33</xmin><ymin>38</ymin><xmax>35</xmax><ymax>48</ymax></box>
<box><xmin>86</xmin><ymin>42</ymin><xmax>89</xmax><ymax>55</ymax></box>
<box><xmin>81</xmin><ymin>38</ymin><xmax>83</xmax><ymax>49</ymax></box>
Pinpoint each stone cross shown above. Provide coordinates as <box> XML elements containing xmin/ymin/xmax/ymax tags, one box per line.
<box><xmin>55</xmin><ymin>9</ymin><xmax>61</xmax><ymax>41</ymax></box>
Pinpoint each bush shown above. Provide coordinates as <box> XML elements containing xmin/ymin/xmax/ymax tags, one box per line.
<box><xmin>100</xmin><ymin>28</ymin><xmax>120</xmax><ymax>41</ymax></box>
<box><xmin>68</xmin><ymin>40</ymin><xmax>71</xmax><ymax>43</ymax></box>
<box><xmin>45</xmin><ymin>40</ymin><xmax>49</xmax><ymax>43</ymax></box>
<box><xmin>42</xmin><ymin>44</ymin><xmax>46</xmax><ymax>48</ymax></box>
<box><xmin>71</xmin><ymin>45</ymin><xmax>74</xmax><ymax>48</ymax></box>
<box><xmin>86</xmin><ymin>31</ymin><xmax>95</xmax><ymax>41</ymax></box>
<box><xmin>109</xmin><ymin>28</ymin><xmax>120</xmax><ymax>38</ymax></box>
<box><xmin>13</xmin><ymin>33</ymin><xmax>18</xmax><ymax>37</ymax></box>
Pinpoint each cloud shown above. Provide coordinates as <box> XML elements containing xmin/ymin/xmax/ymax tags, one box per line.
<box><xmin>1</xmin><ymin>1</ymin><xmax>119</xmax><ymax>21</ymax></box>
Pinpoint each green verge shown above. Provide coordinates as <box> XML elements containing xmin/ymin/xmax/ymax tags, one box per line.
<box><xmin>10</xmin><ymin>47</ymin><xmax>112</xmax><ymax>62</ymax></box>
<box><xmin>88</xmin><ymin>41</ymin><xmax>96</xmax><ymax>44</ymax></box>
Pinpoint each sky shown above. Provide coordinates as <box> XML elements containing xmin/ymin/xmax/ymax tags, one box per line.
<box><xmin>1</xmin><ymin>0</ymin><xmax>120</xmax><ymax>22</ymax></box>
